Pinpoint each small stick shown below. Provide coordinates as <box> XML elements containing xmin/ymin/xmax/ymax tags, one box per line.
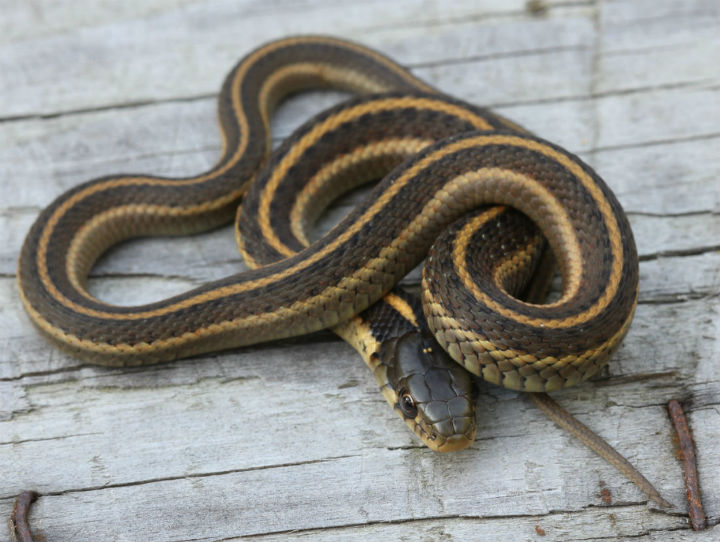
<box><xmin>529</xmin><ymin>392</ymin><xmax>671</xmax><ymax>508</ymax></box>
<box><xmin>667</xmin><ymin>399</ymin><xmax>707</xmax><ymax>530</ymax></box>
<box><xmin>9</xmin><ymin>491</ymin><xmax>38</xmax><ymax>542</ymax></box>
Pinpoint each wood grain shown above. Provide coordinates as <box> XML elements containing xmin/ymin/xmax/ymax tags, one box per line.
<box><xmin>1</xmin><ymin>0</ymin><xmax>718</xmax><ymax>540</ymax></box>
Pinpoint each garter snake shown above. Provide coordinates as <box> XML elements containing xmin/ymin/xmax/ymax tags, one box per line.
<box><xmin>17</xmin><ymin>36</ymin><xmax>642</xmax><ymax>461</ymax></box>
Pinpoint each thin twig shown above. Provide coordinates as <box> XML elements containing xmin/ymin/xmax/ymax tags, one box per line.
<box><xmin>667</xmin><ymin>399</ymin><xmax>707</xmax><ymax>530</ymax></box>
<box><xmin>529</xmin><ymin>392</ymin><xmax>671</xmax><ymax>508</ymax></box>
<box><xmin>9</xmin><ymin>491</ymin><xmax>38</xmax><ymax>542</ymax></box>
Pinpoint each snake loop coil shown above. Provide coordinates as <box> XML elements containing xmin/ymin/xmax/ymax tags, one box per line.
<box><xmin>18</xmin><ymin>36</ymin><xmax>638</xmax><ymax>452</ymax></box>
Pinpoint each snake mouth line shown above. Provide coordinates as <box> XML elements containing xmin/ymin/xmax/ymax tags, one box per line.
<box><xmin>406</xmin><ymin>411</ymin><xmax>476</xmax><ymax>453</ymax></box>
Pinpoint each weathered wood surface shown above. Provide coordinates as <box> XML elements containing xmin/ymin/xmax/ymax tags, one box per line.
<box><xmin>1</xmin><ymin>0</ymin><xmax>718</xmax><ymax>540</ymax></box>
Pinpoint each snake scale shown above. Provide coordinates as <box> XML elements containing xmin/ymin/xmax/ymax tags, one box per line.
<box><xmin>16</xmin><ymin>37</ymin><xmax>670</xmax><ymax>531</ymax></box>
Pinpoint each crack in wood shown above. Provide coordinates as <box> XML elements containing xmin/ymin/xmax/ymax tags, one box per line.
<box><xmin>592</xmin><ymin>372</ymin><xmax>679</xmax><ymax>387</ymax></box>
<box><xmin>2</xmin><ymin>3</ymin><xmax>718</xmax><ymax>540</ymax></box>
<box><xmin>639</xmin><ymin>245</ymin><xmax>720</xmax><ymax>262</ymax></box>
<box><xmin>627</xmin><ymin>210</ymin><xmax>716</xmax><ymax>218</ymax></box>
<box><xmin>225</xmin><ymin>503</ymin><xmax>685</xmax><ymax>540</ymax></box>
<box><xmin>593</xmin><ymin>131</ymin><xmax>720</xmax><ymax>153</ymax></box>
<box><xmin>0</xmin><ymin>93</ymin><xmax>216</xmax><ymax>124</ymax></box>
<box><xmin>0</xmin><ymin>454</ymin><xmax>360</xmax><ymax>501</ymax></box>
<box><xmin>410</xmin><ymin>44</ymin><xmax>590</xmax><ymax>70</ymax></box>
<box><xmin>1</xmin><ymin>61</ymin><xmax>715</xmax><ymax>126</ymax></box>
<box><xmin>0</xmin><ymin>432</ymin><xmax>104</xmax><ymax>447</ymax></box>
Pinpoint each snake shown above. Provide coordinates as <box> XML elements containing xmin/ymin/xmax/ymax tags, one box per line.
<box><xmin>16</xmin><ymin>35</ymin><xmax>671</xmax><ymax>511</ymax></box>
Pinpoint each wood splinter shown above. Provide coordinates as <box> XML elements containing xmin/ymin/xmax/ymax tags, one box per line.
<box><xmin>667</xmin><ymin>399</ymin><xmax>707</xmax><ymax>531</ymax></box>
<box><xmin>9</xmin><ymin>491</ymin><xmax>38</xmax><ymax>542</ymax></box>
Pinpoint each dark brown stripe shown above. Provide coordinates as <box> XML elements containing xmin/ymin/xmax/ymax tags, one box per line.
<box><xmin>237</xmin><ymin>93</ymin><xmax>512</xmax><ymax>265</ymax></box>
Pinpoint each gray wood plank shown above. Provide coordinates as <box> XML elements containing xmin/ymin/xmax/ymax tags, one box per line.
<box><xmin>1</xmin><ymin>0</ymin><xmax>718</xmax><ymax>540</ymax></box>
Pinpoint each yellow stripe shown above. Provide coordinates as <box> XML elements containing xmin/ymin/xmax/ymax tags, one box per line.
<box><xmin>257</xmin><ymin>96</ymin><xmax>495</xmax><ymax>255</ymax></box>
<box><xmin>31</xmin><ymin>135</ymin><xmax>624</xmax><ymax>344</ymax></box>
<box><xmin>452</xmin><ymin>171</ymin><xmax>583</xmax><ymax>314</ymax></box>
<box><xmin>35</xmin><ymin>36</ymin><xmax>430</xmax><ymax>317</ymax></box>
<box><xmin>34</xmin><ymin>130</ymin><xmax>486</xmax><ymax>320</ymax></box>
<box><xmin>234</xmin><ymin>205</ymin><xmax>263</xmax><ymax>270</ymax></box>
<box><xmin>287</xmin><ymin>137</ymin><xmax>434</xmax><ymax>250</ymax></box>
<box><xmin>422</xmin><ymin>283</ymin><xmax>636</xmax><ymax>372</ymax></box>
<box><xmin>254</xmin><ymin>62</ymin><xmax>405</xmax><ymax>152</ymax></box>
<box><xmin>65</xmin><ymin>192</ymin><xmax>245</xmax><ymax>297</ymax></box>
<box><xmin>383</xmin><ymin>293</ymin><xmax>420</xmax><ymax>328</ymax></box>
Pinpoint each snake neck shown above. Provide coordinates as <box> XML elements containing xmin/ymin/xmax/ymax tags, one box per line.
<box><xmin>334</xmin><ymin>288</ymin><xmax>478</xmax><ymax>452</ymax></box>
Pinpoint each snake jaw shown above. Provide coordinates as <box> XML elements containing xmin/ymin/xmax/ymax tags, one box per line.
<box><xmin>419</xmin><ymin>397</ymin><xmax>478</xmax><ymax>452</ymax></box>
<box><xmin>411</xmin><ymin>386</ymin><xmax>478</xmax><ymax>453</ymax></box>
<box><xmin>383</xmin><ymin>330</ymin><xmax>478</xmax><ymax>452</ymax></box>
<box><xmin>433</xmin><ymin>431</ymin><xmax>477</xmax><ymax>453</ymax></box>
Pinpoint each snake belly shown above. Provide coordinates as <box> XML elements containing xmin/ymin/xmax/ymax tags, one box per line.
<box><xmin>17</xmin><ymin>36</ymin><xmax>639</xmax><ymax>420</ymax></box>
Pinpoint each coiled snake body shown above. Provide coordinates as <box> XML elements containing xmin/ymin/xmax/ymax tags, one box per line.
<box><xmin>18</xmin><ymin>36</ymin><xmax>639</xmax><ymax>456</ymax></box>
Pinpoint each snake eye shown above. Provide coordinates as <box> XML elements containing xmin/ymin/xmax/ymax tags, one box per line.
<box><xmin>399</xmin><ymin>391</ymin><xmax>418</xmax><ymax>418</ymax></box>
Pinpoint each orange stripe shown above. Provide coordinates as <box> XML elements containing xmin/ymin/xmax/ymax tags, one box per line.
<box><xmin>257</xmin><ymin>96</ymin><xmax>495</xmax><ymax>255</ymax></box>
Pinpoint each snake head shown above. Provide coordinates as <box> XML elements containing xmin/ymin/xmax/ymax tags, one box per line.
<box><xmin>381</xmin><ymin>330</ymin><xmax>478</xmax><ymax>452</ymax></box>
